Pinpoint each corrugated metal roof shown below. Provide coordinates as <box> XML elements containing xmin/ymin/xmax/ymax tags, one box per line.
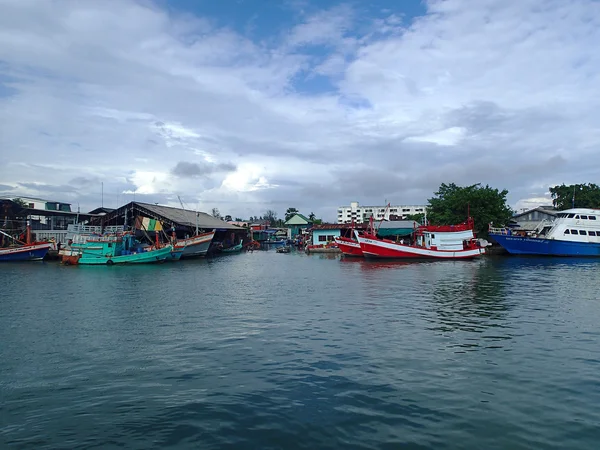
<box><xmin>135</xmin><ymin>202</ymin><xmax>243</xmax><ymax>230</ymax></box>
<box><xmin>378</xmin><ymin>220</ymin><xmax>419</xmax><ymax>229</ymax></box>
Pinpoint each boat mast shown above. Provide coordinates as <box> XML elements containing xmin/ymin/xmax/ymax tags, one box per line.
<box><xmin>196</xmin><ymin>212</ymin><xmax>199</xmax><ymax>236</ymax></box>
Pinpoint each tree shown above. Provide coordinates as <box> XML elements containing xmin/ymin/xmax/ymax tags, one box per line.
<box><xmin>549</xmin><ymin>183</ymin><xmax>600</xmax><ymax>210</ymax></box>
<box><xmin>235</xmin><ymin>217</ymin><xmax>243</xmax><ymax>222</ymax></box>
<box><xmin>308</xmin><ymin>212</ymin><xmax>316</xmax><ymax>221</ymax></box>
<box><xmin>285</xmin><ymin>207</ymin><xmax>299</xmax><ymax>222</ymax></box>
<box><xmin>224</xmin><ymin>215</ymin><xmax>232</xmax><ymax>222</ymax></box>
<box><xmin>405</xmin><ymin>213</ymin><xmax>425</xmax><ymax>223</ymax></box>
<box><xmin>427</xmin><ymin>183</ymin><xmax>513</xmax><ymax>236</ymax></box>
<box><xmin>264</xmin><ymin>209</ymin><xmax>277</xmax><ymax>224</ymax></box>
<box><xmin>211</xmin><ymin>208</ymin><xmax>221</xmax><ymax>219</ymax></box>
<box><xmin>13</xmin><ymin>198</ymin><xmax>28</xmax><ymax>208</ymax></box>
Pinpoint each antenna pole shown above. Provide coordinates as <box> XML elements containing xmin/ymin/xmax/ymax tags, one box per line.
<box><xmin>101</xmin><ymin>182</ymin><xmax>104</xmax><ymax>208</ymax></box>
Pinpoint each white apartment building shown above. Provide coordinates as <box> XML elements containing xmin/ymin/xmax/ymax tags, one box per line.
<box><xmin>337</xmin><ymin>201</ymin><xmax>427</xmax><ymax>224</ymax></box>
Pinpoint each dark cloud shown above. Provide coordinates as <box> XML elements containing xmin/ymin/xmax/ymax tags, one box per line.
<box><xmin>171</xmin><ymin>161</ymin><xmax>237</xmax><ymax>178</ymax></box>
<box><xmin>69</xmin><ymin>176</ymin><xmax>101</xmax><ymax>186</ymax></box>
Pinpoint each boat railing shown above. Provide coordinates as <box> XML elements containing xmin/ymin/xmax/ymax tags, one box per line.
<box><xmin>67</xmin><ymin>224</ymin><xmax>125</xmax><ymax>234</ymax></box>
<box><xmin>488</xmin><ymin>226</ymin><xmax>512</xmax><ymax>235</ymax></box>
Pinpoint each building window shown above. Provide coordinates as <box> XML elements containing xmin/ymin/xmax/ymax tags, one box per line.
<box><xmin>318</xmin><ymin>235</ymin><xmax>327</xmax><ymax>242</ymax></box>
<box><xmin>327</xmin><ymin>235</ymin><xmax>335</xmax><ymax>241</ymax></box>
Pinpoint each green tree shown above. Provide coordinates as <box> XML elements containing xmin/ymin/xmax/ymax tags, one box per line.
<box><xmin>405</xmin><ymin>213</ymin><xmax>425</xmax><ymax>223</ymax></box>
<box><xmin>549</xmin><ymin>183</ymin><xmax>600</xmax><ymax>210</ymax></box>
<box><xmin>264</xmin><ymin>209</ymin><xmax>277</xmax><ymax>224</ymax></box>
<box><xmin>13</xmin><ymin>198</ymin><xmax>28</xmax><ymax>208</ymax></box>
<box><xmin>285</xmin><ymin>207</ymin><xmax>299</xmax><ymax>222</ymax></box>
<box><xmin>308</xmin><ymin>212</ymin><xmax>316</xmax><ymax>221</ymax></box>
<box><xmin>427</xmin><ymin>183</ymin><xmax>513</xmax><ymax>236</ymax></box>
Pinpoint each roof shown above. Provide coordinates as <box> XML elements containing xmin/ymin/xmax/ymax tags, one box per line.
<box><xmin>132</xmin><ymin>202</ymin><xmax>243</xmax><ymax>230</ymax></box>
<box><xmin>513</xmin><ymin>206</ymin><xmax>557</xmax><ymax>219</ymax></box>
<box><xmin>10</xmin><ymin>196</ymin><xmax>72</xmax><ymax>205</ymax></box>
<box><xmin>88</xmin><ymin>207</ymin><xmax>115</xmax><ymax>214</ymax></box>
<box><xmin>310</xmin><ymin>223</ymin><xmax>367</xmax><ymax>230</ymax></box>
<box><xmin>285</xmin><ymin>213</ymin><xmax>311</xmax><ymax>225</ymax></box>
<box><xmin>378</xmin><ymin>220</ymin><xmax>419</xmax><ymax>229</ymax></box>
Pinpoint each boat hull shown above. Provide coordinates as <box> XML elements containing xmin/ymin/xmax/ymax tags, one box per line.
<box><xmin>176</xmin><ymin>232</ymin><xmax>215</xmax><ymax>258</ymax></box>
<box><xmin>358</xmin><ymin>236</ymin><xmax>485</xmax><ymax>259</ymax></box>
<box><xmin>77</xmin><ymin>245</ymin><xmax>174</xmax><ymax>265</ymax></box>
<box><xmin>334</xmin><ymin>237</ymin><xmax>363</xmax><ymax>256</ymax></box>
<box><xmin>0</xmin><ymin>243</ymin><xmax>52</xmax><ymax>262</ymax></box>
<box><xmin>0</xmin><ymin>243</ymin><xmax>51</xmax><ymax>262</ymax></box>
<box><xmin>490</xmin><ymin>233</ymin><xmax>600</xmax><ymax>256</ymax></box>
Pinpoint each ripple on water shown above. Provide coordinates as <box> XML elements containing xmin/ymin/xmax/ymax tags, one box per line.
<box><xmin>1</xmin><ymin>254</ymin><xmax>600</xmax><ymax>449</ymax></box>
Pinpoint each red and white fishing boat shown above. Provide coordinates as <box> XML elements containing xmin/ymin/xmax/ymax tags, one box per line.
<box><xmin>334</xmin><ymin>235</ymin><xmax>363</xmax><ymax>256</ymax></box>
<box><xmin>357</xmin><ymin>218</ymin><xmax>485</xmax><ymax>259</ymax></box>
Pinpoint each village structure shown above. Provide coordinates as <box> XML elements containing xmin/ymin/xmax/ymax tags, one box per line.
<box><xmin>1</xmin><ymin>194</ymin><xmax>557</xmax><ymax>260</ymax></box>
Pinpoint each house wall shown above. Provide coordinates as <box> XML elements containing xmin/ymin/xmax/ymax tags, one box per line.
<box><xmin>312</xmin><ymin>229</ymin><xmax>340</xmax><ymax>244</ymax></box>
<box><xmin>289</xmin><ymin>224</ymin><xmax>309</xmax><ymax>236</ymax></box>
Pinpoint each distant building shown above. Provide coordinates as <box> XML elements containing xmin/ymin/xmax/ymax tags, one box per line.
<box><xmin>337</xmin><ymin>201</ymin><xmax>427</xmax><ymax>224</ymax></box>
<box><xmin>284</xmin><ymin>213</ymin><xmax>312</xmax><ymax>236</ymax></box>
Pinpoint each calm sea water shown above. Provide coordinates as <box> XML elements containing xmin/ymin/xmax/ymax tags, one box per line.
<box><xmin>1</xmin><ymin>251</ymin><xmax>599</xmax><ymax>449</ymax></box>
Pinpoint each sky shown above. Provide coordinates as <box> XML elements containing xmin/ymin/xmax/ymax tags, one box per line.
<box><xmin>1</xmin><ymin>0</ymin><xmax>599</xmax><ymax>221</ymax></box>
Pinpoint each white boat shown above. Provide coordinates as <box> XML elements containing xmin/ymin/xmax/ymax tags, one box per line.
<box><xmin>489</xmin><ymin>208</ymin><xmax>600</xmax><ymax>256</ymax></box>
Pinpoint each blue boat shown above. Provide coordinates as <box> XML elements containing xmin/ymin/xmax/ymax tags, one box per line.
<box><xmin>489</xmin><ymin>208</ymin><xmax>600</xmax><ymax>256</ymax></box>
<box><xmin>0</xmin><ymin>228</ymin><xmax>52</xmax><ymax>262</ymax></box>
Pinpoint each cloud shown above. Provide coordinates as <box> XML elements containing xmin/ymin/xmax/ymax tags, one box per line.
<box><xmin>1</xmin><ymin>0</ymin><xmax>599</xmax><ymax>221</ymax></box>
<box><xmin>171</xmin><ymin>161</ymin><xmax>237</xmax><ymax>178</ymax></box>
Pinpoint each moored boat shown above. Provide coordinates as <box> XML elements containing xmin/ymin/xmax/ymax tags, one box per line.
<box><xmin>174</xmin><ymin>231</ymin><xmax>215</xmax><ymax>258</ymax></box>
<box><xmin>62</xmin><ymin>233</ymin><xmax>174</xmax><ymax>265</ymax></box>
<box><xmin>489</xmin><ymin>208</ymin><xmax>600</xmax><ymax>256</ymax></box>
<box><xmin>334</xmin><ymin>235</ymin><xmax>363</xmax><ymax>256</ymax></box>
<box><xmin>357</xmin><ymin>218</ymin><xmax>485</xmax><ymax>259</ymax></box>
<box><xmin>0</xmin><ymin>226</ymin><xmax>52</xmax><ymax>262</ymax></box>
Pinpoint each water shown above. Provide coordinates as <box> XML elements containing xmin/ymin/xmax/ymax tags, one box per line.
<box><xmin>1</xmin><ymin>252</ymin><xmax>599</xmax><ymax>449</ymax></box>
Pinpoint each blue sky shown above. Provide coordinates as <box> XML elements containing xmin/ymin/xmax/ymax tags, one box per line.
<box><xmin>1</xmin><ymin>0</ymin><xmax>599</xmax><ymax>220</ymax></box>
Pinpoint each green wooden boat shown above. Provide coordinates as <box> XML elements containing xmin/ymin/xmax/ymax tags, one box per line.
<box><xmin>66</xmin><ymin>233</ymin><xmax>176</xmax><ymax>265</ymax></box>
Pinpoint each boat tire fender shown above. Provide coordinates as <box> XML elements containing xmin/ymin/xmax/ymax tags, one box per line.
<box><xmin>107</xmin><ymin>259</ymin><xmax>114</xmax><ymax>266</ymax></box>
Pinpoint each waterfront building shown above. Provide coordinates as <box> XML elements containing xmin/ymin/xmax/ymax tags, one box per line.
<box><xmin>336</xmin><ymin>201</ymin><xmax>427</xmax><ymax>224</ymax></box>
<box><xmin>284</xmin><ymin>213</ymin><xmax>312</xmax><ymax>236</ymax></box>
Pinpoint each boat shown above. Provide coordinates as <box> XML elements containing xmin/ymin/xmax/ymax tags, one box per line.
<box><xmin>489</xmin><ymin>208</ymin><xmax>600</xmax><ymax>256</ymax></box>
<box><xmin>0</xmin><ymin>226</ymin><xmax>52</xmax><ymax>262</ymax></box>
<box><xmin>264</xmin><ymin>238</ymin><xmax>287</xmax><ymax>248</ymax></box>
<box><xmin>221</xmin><ymin>240</ymin><xmax>243</xmax><ymax>253</ymax></box>
<box><xmin>276</xmin><ymin>245</ymin><xmax>291</xmax><ymax>253</ymax></box>
<box><xmin>62</xmin><ymin>232</ymin><xmax>175</xmax><ymax>265</ymax></box>
<box><xmin>356</xmin><ymin>218</ymin><xmax>486</xmax><ymax>259</ymax></box>
<box><xmin>334</xmin><ymin>235</ymin><xmax>363</xmax><ymax>256</ymax></box>
<box><xmin>174</xmin><ymin>231</ymin><xmax>215</xmax><ymax>258</ymax></box>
